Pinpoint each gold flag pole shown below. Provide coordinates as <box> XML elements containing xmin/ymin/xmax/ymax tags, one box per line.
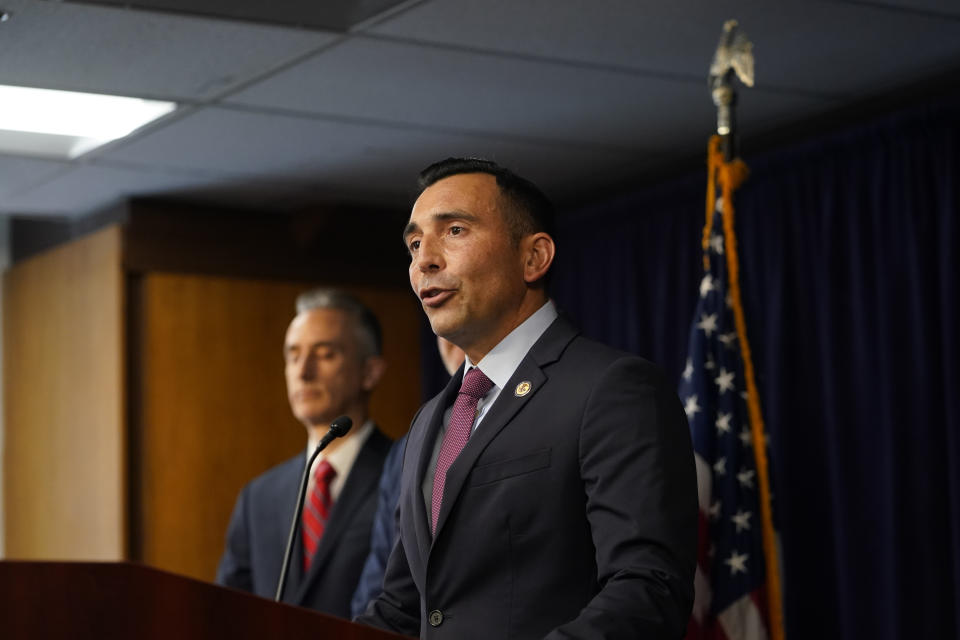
<box><xmin>707</xmin><ymin>21</ymin><xmax>785</xmax><ymax>640</ymax></box>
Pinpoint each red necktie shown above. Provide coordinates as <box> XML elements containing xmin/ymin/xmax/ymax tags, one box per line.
<box><xmin>431</xmin><ymin>367</ymin><xmax>494</xmax><ymax>535</ymax></box>
<box><xmin>302</xmin><ymin>459</ymin><xmax>336</xmax><ymax>571</ymax></box>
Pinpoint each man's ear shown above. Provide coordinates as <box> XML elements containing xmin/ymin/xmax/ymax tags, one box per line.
<box><xmin>522</xmin><ymin>232</ymin><xmax>555</xmax><ymax>284</ymax></box>
<box><xmin>361</xmin><ymin>356</ymin><xmax>387</xmax><ymax>392</ymax></box>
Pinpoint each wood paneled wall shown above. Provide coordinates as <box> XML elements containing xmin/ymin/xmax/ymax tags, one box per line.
<box><xmin>131</xmin><ymin>273</ymin><xmax>421</xmax><ymax>581</ymax></box>
<box><xmin>3</xmin><ymin>203</ymin><xmax>421</xmax><ymax>581</ymax></box>
<box><xmin>3</xmin><ymin>227</ymin><xmax>125</xmax><ymax>560</ymax></box>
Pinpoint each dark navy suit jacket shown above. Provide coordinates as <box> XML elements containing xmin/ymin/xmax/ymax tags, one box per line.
<box><xmin>357</xmin><ymin>318</ymin><xmax>697</xmax><ymax>639</ymax></box>
<box><xmin>216</xmin><ymin>428</ymin><xmax>392</xmax><ymax>618</ymax></box>
<box><xmin>351</xmin><ymin>434</ymin><xmax>407</xmax><ymax>618</ymax></box>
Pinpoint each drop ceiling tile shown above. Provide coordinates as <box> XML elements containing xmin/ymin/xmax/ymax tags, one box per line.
<box><xmin>366</xmin><ymin>0</ymin><xmax>724</xmax><ymax>76</ymax></box>
<box><xmin>366</xmin><ymin>0</ymin><xmax>960</xmax><ymax>96</ymax></box>
<box><xmin>0</xmin><ymin>155</ymin><xmax>72</xmax><ymax>200</ymax></box>
<box><xmin>100</xmin><ymin>106</ymin><xmax>642</xmax><ymax>206</ymax></box>
<box><xmin>0</xmin><ymin>0</ymin><xmax>337</xmax><ymax>101</ymax></box>
<box><xmin>62</xmin><ymin>0</ymin><xmax>412</xmax><ymax>31</ymax></box>
<box><xmin>225</xmin><ymin>37</ymin><xmax>833</xmax><ymax>153</ymax></box>
<box><xmin>857</xmin><ymin>0</ymin><xmax>960</xmax><ymax>17</ymax></box>
<box><xmin>0</xmin><ymin>163</ymin><xmax>232</xmax><ymax>217</ymax></box>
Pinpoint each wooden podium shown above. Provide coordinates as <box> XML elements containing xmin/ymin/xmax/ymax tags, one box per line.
<box><xmin>0</xmin><ymin>561</ymin><xmax>411</xmax><ymax>639</ymax></box>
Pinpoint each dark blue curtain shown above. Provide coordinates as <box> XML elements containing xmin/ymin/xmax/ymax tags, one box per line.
<box><xmin>550</xmin><ymin>97</ymin><xmax>960</xmax><ymax>639</ymax></box>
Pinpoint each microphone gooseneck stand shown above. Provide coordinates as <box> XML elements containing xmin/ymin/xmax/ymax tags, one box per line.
<box><xmin>274</xmin><ymin>416</ymin><xmax>353</xmax><ymax>602</ymax></box>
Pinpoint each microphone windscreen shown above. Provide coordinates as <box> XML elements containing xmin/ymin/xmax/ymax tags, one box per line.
<box><xmin>329</xmin><ymin>415</ymin><xmax>353</xmax><ymax>438</ymax></box>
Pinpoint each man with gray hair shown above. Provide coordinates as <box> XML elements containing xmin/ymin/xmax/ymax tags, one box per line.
<box><xmin>217</xmin><ymin>288</ymin><xmax>393</xmax><ymax>618</ymax></box>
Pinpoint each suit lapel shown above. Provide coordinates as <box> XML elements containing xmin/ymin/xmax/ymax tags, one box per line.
<box><xmin>412</xmin><ymin>368</ymin><xmax>463</xmax><ymax>560</ymax></box>
<box><xmin>275</xmin><ymin>457</ymin><xmax>306</xmax><ymax>605</ymax></box>
<box><xmin>432</xmin><ymin>317</ymin><xmax>577</xmax><ymax>541</ymax></box>
<box><xmin>292</xmin><ymin>429</ymin><xmax>387</xmax><ymax>604</ymax></box>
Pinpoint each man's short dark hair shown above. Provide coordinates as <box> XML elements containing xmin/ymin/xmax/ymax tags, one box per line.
<box><xmin>295</xmin><ymin>288</ymin><xmax>382</xmax><ymax>358</ymax></box>
<box><xmin>417</xmin><ymin>157</ymin><xmax>556</xmax><ymax>245</ymax></box>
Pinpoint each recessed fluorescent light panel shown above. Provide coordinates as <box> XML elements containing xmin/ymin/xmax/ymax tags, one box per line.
<box><xmin>0</xmin><ymin>85</ymin><xmax>176</xmax><ymax>159</ymax></box>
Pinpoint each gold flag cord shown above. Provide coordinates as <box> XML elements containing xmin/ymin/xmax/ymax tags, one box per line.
<box><xmin>705</xmin><ymin>135</ymin><xmax>785</xmax><ymax>640</ymax></box>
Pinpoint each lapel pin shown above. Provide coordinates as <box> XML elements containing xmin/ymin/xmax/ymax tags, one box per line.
<box><xmin>514</xmin><ymin>381</ymin><xmax>532</xmax><ymax>397</ymax></box>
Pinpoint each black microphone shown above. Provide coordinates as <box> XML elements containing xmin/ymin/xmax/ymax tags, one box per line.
<box><xmin>318</xmin><ymin>415</ymin><xmax>353</xmax><ymax>449</ymax></box>
<box><xmin>274</xmin><ymin>415</ymin><xmax>353</xmax><ymax>602</ymax></box>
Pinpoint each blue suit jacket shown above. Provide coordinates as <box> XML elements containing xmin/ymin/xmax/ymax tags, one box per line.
<box><xmin>217</xmin><ymin>427</ymin><xmax>392</xmax><ymax>617</ymax></box>
<box><xmin>351</xmin><ymin>434</ymin><xmax>407</xmax><ymax>618</ymax></box>
<box><xmin>357</xmin><ymin>318</ymin><xmax>697</xmax><ymax>639</ymax></box>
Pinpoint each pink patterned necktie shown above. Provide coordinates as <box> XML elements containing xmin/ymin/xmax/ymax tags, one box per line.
<box><xmin>302</xmin><ymin>459</ymin><xmax>336</xmax><ymax>571</ymax></box>
<box><xmin>431</xmin><ymin>367</ymin><xmax>494</xmax><ymax>535</ymax></box>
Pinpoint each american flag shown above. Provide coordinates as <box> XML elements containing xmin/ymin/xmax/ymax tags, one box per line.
<box><xmin>681</xmin><ymin>195</ymin><xmax>774</xmax><ymax>640</ymax></box>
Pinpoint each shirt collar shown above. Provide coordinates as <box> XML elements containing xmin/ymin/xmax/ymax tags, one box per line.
<box><xmin>464</xmin><ymin>300</ymin><xmax>558</xmax><ymax>390</ymax></box>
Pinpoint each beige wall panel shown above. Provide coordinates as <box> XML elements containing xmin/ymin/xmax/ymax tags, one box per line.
<box><xmin>135</xmin><ymin>273</ymin><xmax>420</xmax><ymax>581</ymax></box>
<box><xmin>3</xmin><ymin>227</ymin><xmax>124</xmax><ymax>559</ymax></box>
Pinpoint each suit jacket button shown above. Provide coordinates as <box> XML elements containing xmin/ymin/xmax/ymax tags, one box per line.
<box><xmin>429</xmin><ymin>610</ymin><xmax>444</xmax><ymax>627</ymax></box>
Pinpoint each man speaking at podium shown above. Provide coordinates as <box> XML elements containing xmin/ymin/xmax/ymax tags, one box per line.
<box><xmin>357</xmin><ymin>159</ymin><xmax>697</xmax><ymax>639</ymax></box>
<box><xmin>217</xmin><ymin>289</ymin><xmax>392</xmax><ymax>618</ymax></box>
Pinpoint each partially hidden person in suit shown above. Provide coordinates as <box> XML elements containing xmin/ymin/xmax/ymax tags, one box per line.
<box><xmin>350</xmin><ymin>336</ymin><xmax>465</xmax><ymax>618</ymax></box>
<box><xmin>356</xmin><ymin>158</ymin><xmax>698</xmax><ymax>639</ymax></box>
<box><xmin>216</xmin><ymin>288</ymin><xmax>392</xmax><ymax>618</ymax></box>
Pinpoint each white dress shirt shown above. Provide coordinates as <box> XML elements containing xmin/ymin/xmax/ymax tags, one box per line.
<box><xmin>306</xmin><ymin>419</ymin><xmax>374</xmax><ymax>502</ymax></box>
<box><xmin>422</xmin><ymin>300</ymin><xmax>559</xmax><ymax>520</ymax></box>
